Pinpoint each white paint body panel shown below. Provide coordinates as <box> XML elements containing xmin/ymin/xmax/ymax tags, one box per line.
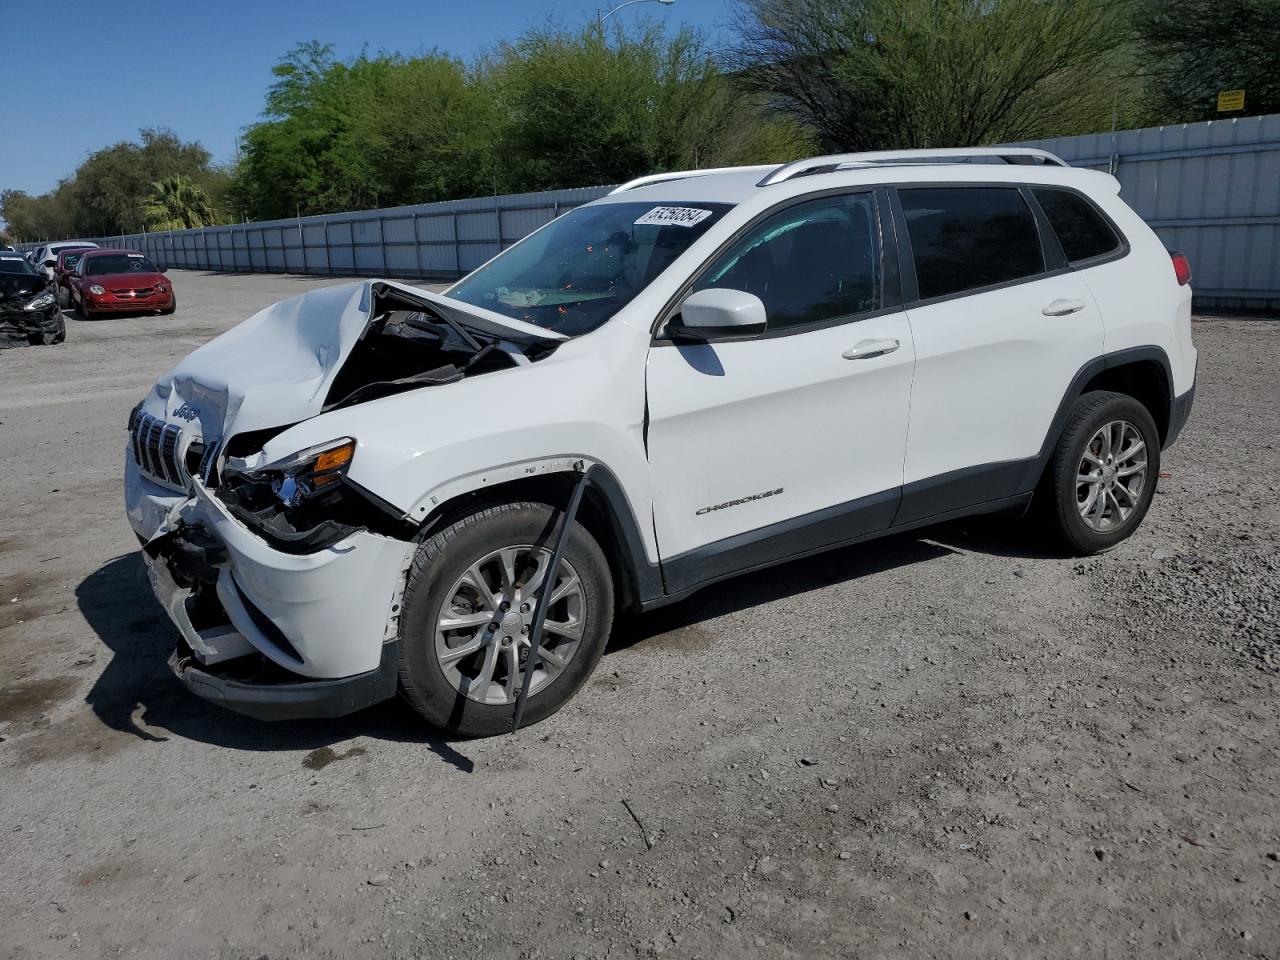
<box><xmin>646</xmin><ymin>312</ymin><xmax>915</xmax><ymax>557</ymax></box>
<box><xmin>903</xmin><ymin>273</ymin><xmax>1105</xmax><ymax>483</ymax></box>
<box><xmin>1075</xmin><ymin>195</ymin><xmax>1197</xmax><ymax>393</ymax></box>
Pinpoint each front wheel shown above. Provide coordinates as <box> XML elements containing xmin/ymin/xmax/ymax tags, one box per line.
<box><xmin>397</xmin><ymin>500</ymin><xmax>614</xmax><ymax>737</ymax></box>
<box><xmin>1037</xmin><ymin>390</ymin><xmax>1161</xmax><ymax>555</ymax></box>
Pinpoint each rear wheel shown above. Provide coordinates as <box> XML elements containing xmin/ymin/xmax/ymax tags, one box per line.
<box><xmin>398</xmin><ymin>500</ymin><xmax>614</xmax><ymax>737</ymax></box>
<box><xmin>1037</xmin><ymin>390</ymin><xmax>1160</xmax><ymax>555</ymax></box>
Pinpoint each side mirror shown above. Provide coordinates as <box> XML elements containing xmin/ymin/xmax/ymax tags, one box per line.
<box><xmin>43</xmin><ymin>258</ymin><xmax>56</xmax><ymax>268</ymax></box>
<box><xmin>665</xmin><ymin>288</ymin><xmax>767</xmax><ymax>342</ymax></box>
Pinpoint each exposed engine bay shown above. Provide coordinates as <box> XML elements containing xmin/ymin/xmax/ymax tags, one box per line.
<box><xmin>322</xmin><ymin>285</ymin><xmax>555</xmax><ymax>411</ymax></box>
<box><xmin>133</xmin><ymin>281</ymin><xmax>563</xmax><ymax>556</ymax></box>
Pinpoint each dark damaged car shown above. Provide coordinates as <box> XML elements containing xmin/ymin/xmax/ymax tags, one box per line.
<box><xmin>1</xmin><ymin>251</ymin><xmax>65</xmax><ymax>348</ymax></box>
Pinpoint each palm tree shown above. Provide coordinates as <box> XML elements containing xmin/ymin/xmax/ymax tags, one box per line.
<box><xmin>143</xmin><ymin>175</ymin><xmax>216</xmax><ymax>231</ymax></box>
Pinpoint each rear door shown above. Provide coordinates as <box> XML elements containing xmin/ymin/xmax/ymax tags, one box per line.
<box><xmin>646</xmin><ymin>190</ymin><xmax>916</xmax><ymax>593</ymax></box>
<box><xmin>892</xmin><ymin>184</ymin><xmax>1105</xmax><ymax>523</ymax></box>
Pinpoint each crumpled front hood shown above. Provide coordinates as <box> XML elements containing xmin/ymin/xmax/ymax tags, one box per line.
<box><xmin>146</xmin><ymin>279</ymin><xmax>563</xmax><ymax>445</ymax></box>
<box><xmin>0</xmin><ymin>274</ymin><xmax>47</xmax><ymax>303</ymax></box>
<box><xmin>157</xmin><ymin>281</ymin><xmax>365</xmax><ymax>440</ymax></box>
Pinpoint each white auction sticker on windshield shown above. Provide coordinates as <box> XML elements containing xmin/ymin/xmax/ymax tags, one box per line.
<box><xmin>634</xmin><ymin>206</ymin><xmax>713</xmax><ymax>228</ymax></box>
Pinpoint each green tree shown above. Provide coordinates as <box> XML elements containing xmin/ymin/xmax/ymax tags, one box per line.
<box><xmin>489</xmin><ymin>22</ymin><xmax>812</xmax><ymax>192</ymax></box>
<box><xmin>70</xmin><ymin>128</ymin><xmax>231</xmax><ymax>235</ymax></box>
<box><xmin>232</xmin><ymin>42</ymin><xmax>497</xmax><ymax>219</ymax></box>
<box><xmin>1</xmin><ymin>186</ymin><xmax>76</xmax><ymax>241</ymax></box>
<box><xmin>144</xmin><ymin>174</ymin><xmax>217</xmax><ymax>231</ymax></box>
<box><xmin>730</xmin><ymin>0</ymin><xmax>1137</xmax><ymax>150</ymax></box>
<box><xmin>1135</xmin><ymin>0</ymin><xmax>1280</xmax><ymax>122</ymax></box>
<box><xmin>1</xmin><ymin>129</ymin><xmax>230</xmax><ymax>239</ymax></box>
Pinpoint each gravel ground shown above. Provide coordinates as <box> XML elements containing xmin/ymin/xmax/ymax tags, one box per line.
<box><xmin>1</xmin><ymin>272</ymin><xmax>1277</xmax><ymax>960</ymax></box>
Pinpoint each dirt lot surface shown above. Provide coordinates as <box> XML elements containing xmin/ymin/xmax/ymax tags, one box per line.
<box><xmin>1</xmin><ymin>271</ymin><xmax>1277</xmax><ymax>960</ymax></box>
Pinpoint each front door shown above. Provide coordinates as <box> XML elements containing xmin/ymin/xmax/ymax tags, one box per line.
<box><xmin>646</xmin><ymin>191</ymin><xmax>916</xmax><ymax>594</ymax></box>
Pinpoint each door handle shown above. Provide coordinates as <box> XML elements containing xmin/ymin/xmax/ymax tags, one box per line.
<box><xmin>1041</xmin><ymin>298</ymin><xmax>1086</xmax><ymax>317</ymax></box>
<box><xmin>842</xmin><ymin>338</ymin><xmax>900</xmax><ymax>360</ymax></box>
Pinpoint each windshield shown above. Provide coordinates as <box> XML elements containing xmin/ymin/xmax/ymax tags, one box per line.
<box><xmin>85</xmin><ymin>253</ymin><xmax>159</xmax><ymax>276</ymax></box>
<box><xmin>447</xmin><ymin>201</ymin><xmax>731</xmax><ymax>336</ymax></box>
<box><xmin>0</xmin><ymin>254</ymin><xmax>35</xmax><ymax>276</ymax></box>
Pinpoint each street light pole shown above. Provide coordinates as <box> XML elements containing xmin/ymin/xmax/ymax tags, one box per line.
<box><xmin>598</xmin><ymin>0</ymin><xmax>675</xmax><ymax>27</ymax></box>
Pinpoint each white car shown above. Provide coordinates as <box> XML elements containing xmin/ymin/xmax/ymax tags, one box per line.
<box><xmin>124</xmin><ymin>148</ymin><xmax>1197</xmax><ymax>736</ymax></box>
<box><xmin>29</xmin><ymin>239</ymin><xmax>98</xmax><ymax>280</ymax></box>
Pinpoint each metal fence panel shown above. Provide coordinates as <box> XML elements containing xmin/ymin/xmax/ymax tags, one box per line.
<box><xmin>1018</xmin><ymin>113</ymin><xmax>1280</xmax><ymax>308</ymax></box>
<box><xmin>19</xmin><ymin>116</ymin><xmax>1278</xmax><ymax>308</ymax></box>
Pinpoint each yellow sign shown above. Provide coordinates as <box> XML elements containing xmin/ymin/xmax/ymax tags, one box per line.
<box><xmin>1218</xmin><ymin>89</ymin><xmax>1245</xmax><ymax>112</ymax></box>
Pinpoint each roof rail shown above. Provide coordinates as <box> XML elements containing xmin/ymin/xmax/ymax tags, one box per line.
<box><xmin>757</xmin><ymin>148</ymin><xmax>1069</xmax><ymax>186</ymax></box>
<box><xmin>609</xmin><ymin>165</ymin><xmax>777</xmax><ymax>195</ymax></box>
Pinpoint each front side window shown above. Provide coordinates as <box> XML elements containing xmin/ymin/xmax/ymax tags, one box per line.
<box><xmin>899</xmin><ymin>187</ymin><xmax>1043</xmax><ymax>301</ymax></box>
<box><xmin>692</xmin><ymin>193</ymin><xmax>880</xmax><ymax>331</ymax></box>
<box><xmin>85</xmin><ymin>253</ymin><xmax>160</xmax><ymax>275</ymax></box>
<box><xmin>1033</xmin><ymin>188</ymin><xmax>1121</xmax><ymax>263</ymax></box>
<box><xmin>448</xmin><ymin>201</ymin><xmax>731</xmax><ymax>337</ymax></box>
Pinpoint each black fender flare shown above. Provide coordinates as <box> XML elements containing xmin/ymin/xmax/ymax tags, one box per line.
<box><xmin>1013</xmin><ymin>345</ymin><xmax>1174</xmax><ymax>493</ymax></box>
<box><xmin>414</xmin><ymin>461</ymin><xmax>665</xmax><ymax>611</ymax></box>
<box><xmin>578</xmin><ymin>464</ymin><xmax>665</xmax><ymax>609</ymax></box>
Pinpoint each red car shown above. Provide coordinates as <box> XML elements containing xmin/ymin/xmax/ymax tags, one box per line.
<box><xmin>70</xmin><ymin>249</ymin><xmax>176</xmax><ymax>319</ymax></box>
<box><xmin>53</xmin><ymin>246</ymin><xmax>95</xmax><ymax>307</ymax></box>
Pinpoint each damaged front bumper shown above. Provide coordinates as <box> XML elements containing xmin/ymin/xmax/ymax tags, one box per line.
<box><xmin>167</xmin><ymin>638</ymin><xmax>400</xmax><ymax>722</ymax></box>
<box><xmin>127</xmin><ymin>458</ymin><xmax>412</xmax><ymax>720</ymax></box>
<box><xmin>0</xmin><ymin>302</ymin><xmax>64</xmax><ymax>348</ymax></box>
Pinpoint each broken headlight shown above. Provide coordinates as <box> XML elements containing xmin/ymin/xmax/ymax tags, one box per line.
<box><xmin>24</xmin><ymin>290</ymin><xmax>56</xmax><ymax>311</ymax></box>
<box><xmin>241</xmin><ymin>437</ymin><xmax>357</xmax><ymax>507</ymax></box>
<box><xmin>220</xmin><ymin>438</ymin><xmax>367</xmax><ymax>553</ymax></box>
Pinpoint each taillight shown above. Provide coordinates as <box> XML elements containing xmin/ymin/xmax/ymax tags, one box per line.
<box><xmin>1170</xmin><ymin>251</ymin><xmax>1192</xmax><ymax>286</ymax></box>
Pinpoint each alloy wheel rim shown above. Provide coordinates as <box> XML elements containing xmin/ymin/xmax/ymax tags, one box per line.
<box><xmin>1076</xmin><ymin>419</ymin><xmax>1147</xmax><ymax>532</ymax></box>
<box><xmin>434</xmin><ymin>544</ymin><xmax>585</xmax><ymax>705</ymax></box>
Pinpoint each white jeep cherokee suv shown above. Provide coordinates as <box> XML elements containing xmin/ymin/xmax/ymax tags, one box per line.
<box><xmin>124</xmin><ymin>148</ymin><xmax>1197</xmax><ymax>736</ymax></box>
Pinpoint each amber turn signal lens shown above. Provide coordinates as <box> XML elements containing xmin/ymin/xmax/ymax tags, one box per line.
<box><xmin>313</xmin><ymin>441</ymin><xmax>356</xmax><ymax>474</ymax></box>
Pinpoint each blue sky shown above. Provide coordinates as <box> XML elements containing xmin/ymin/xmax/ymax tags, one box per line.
<box><xmin>2</xmin><ymin>0</ymin><xmax>738</xmax><ymax>197</ymax></box>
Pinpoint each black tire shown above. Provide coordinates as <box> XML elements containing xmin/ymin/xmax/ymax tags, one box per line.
<box><xmin>398</xmin><ymin>500</ymin><xmax>614</xmax><ymax>737</ymax></box>
<box><xmin>161</xmin><ymin>298</ymin><xmax>176</xmax><ymax>316</ymax></box>
<box><xmin>1037</xmin><ymin>390</ymin><xmax>1161</xmax><ymax>555</ymax></box>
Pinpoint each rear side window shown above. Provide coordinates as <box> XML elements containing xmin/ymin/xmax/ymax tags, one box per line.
<box><xmin>1033</xmin><ymin>188</ymin><xmax>1121</xmax><ymax>263</ymax></box>
<box><xmin>899</xmin><ymin>187</ymin><xmax>1043</xmax><ymax>300</ymax></box>
<box><xmin>693</xmin><ymin>192</ymin><xmax>880</xmax><ymax>331</ymax></box>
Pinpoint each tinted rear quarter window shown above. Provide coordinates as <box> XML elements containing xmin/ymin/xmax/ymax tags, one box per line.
<box><xmin>899</xmin><ymin>187</ymin><xmax>1043</xmax><ymax>300</ymax></box>
<box><xmin>1033</xmin><ymin>188</ymin><xmax>1121</xmax><ymax>263</ymax></box>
